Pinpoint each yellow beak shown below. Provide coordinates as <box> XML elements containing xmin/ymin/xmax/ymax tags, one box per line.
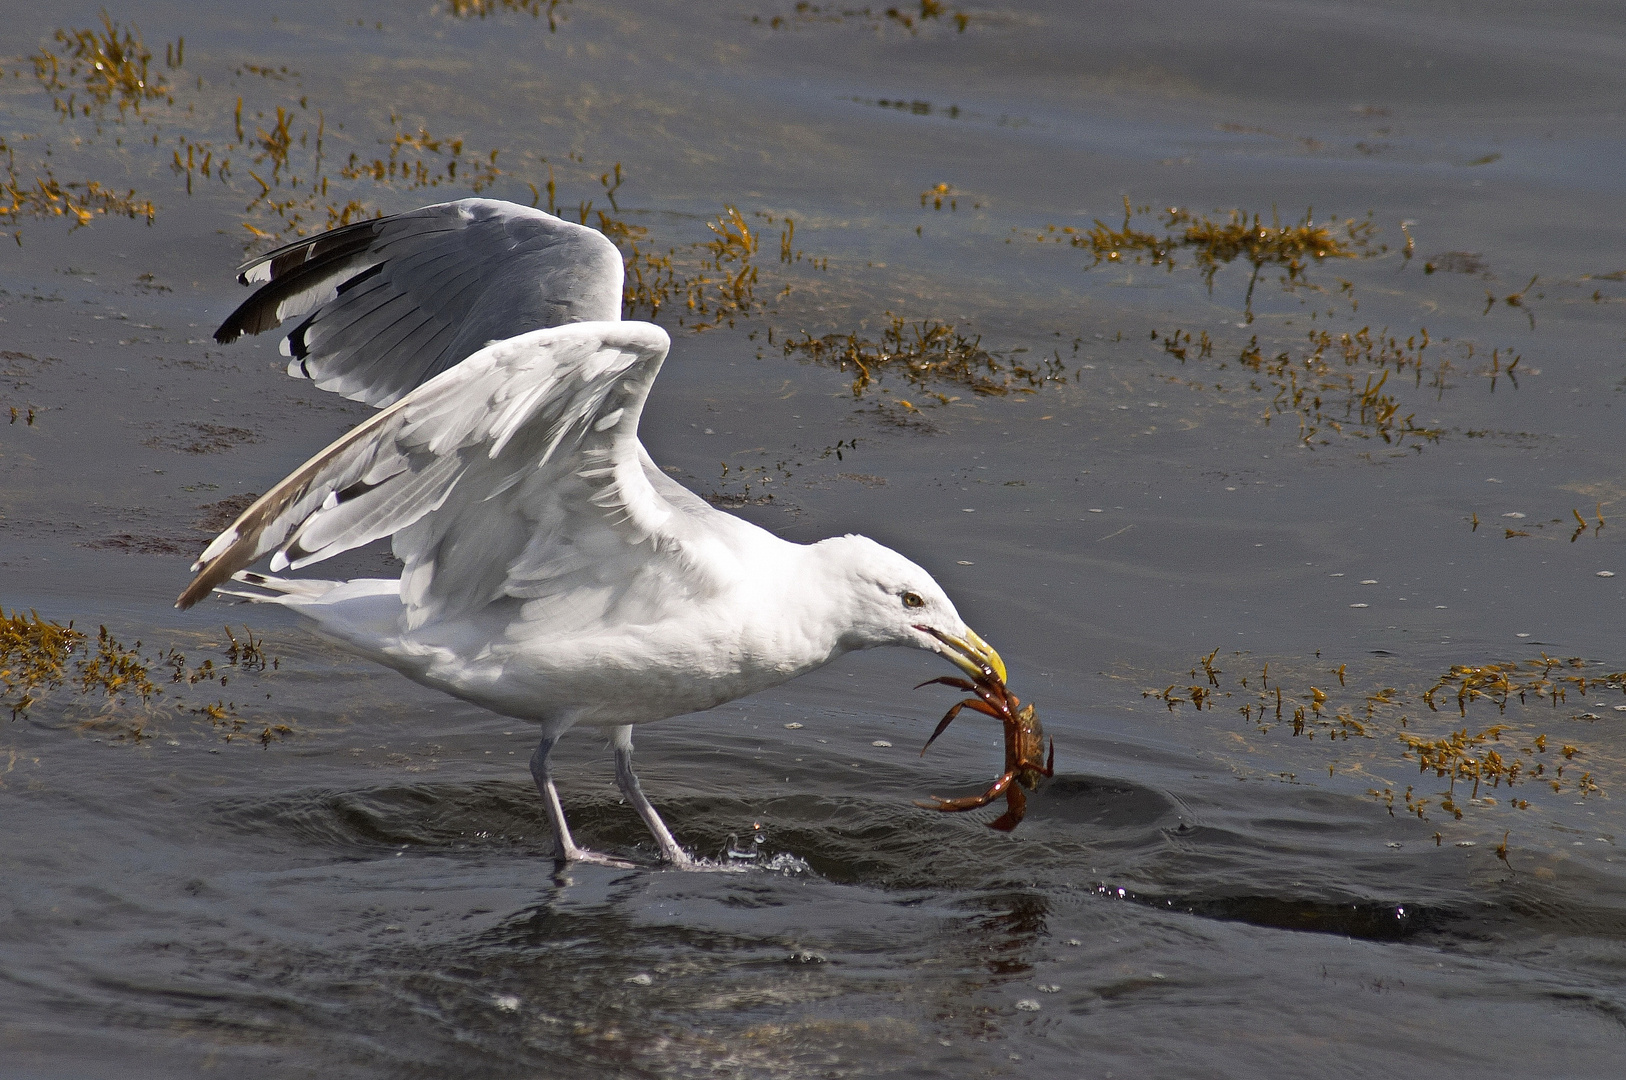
<box><xmin>921</xmin><ymin>625</ymin><xmax>1007</xmax><ymax>685</ymax></box>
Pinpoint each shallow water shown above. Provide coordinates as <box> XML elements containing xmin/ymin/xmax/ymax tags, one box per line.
<box><xmin>3</xmin><ymin>1</ymin><xmax>1626</xmax><ymax>1075</ymax></box>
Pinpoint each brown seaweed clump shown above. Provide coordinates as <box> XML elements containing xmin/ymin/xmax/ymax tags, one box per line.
<box><xmin>1147</xmin><ymin>649</ymin><xmax>1615</xmax><ymax>823</ymax></box>
<box><xmin>0</xmin><ymin>140</ymin><xmax>156</xmax><ymax>233</ymax></box>
<box><xmin>32</xmin><ymin>14</ymin><xmax>174</xmax><ymax>117</ymax></box>
<box><xmin>782</xmin><ymin>315</ymin><xmax>1065</xmax><ymax>397</ymax></box>
<box><xmin>0</xmin><ymin>608</ymin><xmax>84</xmax><ymax>719</ymax></box>
<box><xmin>446</xmin><ymin>0</ymin><xmax>572</xmax><ymax>30</ymax></box>
<box><xmin>755</xmin><ymin>2</ymin><xmax>971</xmax><ymax>33</ymax></box>
<box><xmin>1150</xmin><ymin>324</ymin><xmax>1489</xmax><ymax>449</ymax></box>
<box><xmin>1</xmin><ymin>611</ymin><xmax>157</xmax><ymax>720</ymax></box>
<box><xmin>15</xmin><ymin>15</ymin><xmax>509</xmax><ymax>243</ymax></box>
<box><xmin>1</xmin><ymin>608</ymin><xmax>283</xmax><ymax>745</ymax></box>
<box><xmin>615</xmin><ymin>206</ymin><xmax>788</xmax><ymax>330</ymax></box>
<box><xmin>1030</xmin><ymin>197</ymin><xmax>1381</xmax><ymax>321</ymax></box>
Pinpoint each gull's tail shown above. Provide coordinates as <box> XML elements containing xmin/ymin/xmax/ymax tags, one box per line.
<box><xmin>213</xmin><ymin>570</ymin><xmax>345</xmax><ymax>604</ymax></box>
<box><xmin>211</xmin><ymin>572</ymin><xmax>407</xmax><ymax>663</ymax></box>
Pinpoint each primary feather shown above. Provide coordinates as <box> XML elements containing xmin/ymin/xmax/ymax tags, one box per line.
<box><xmin>215</xmin><ymin>199</ymin><xmax>623</xmax><ymax>407</ymax></box>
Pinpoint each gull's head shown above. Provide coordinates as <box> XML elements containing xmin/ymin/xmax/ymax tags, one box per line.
<box><xmin>812</xmin><ymin>534</ymin><xmax>1007</xmax><ymax>684</ymax></box>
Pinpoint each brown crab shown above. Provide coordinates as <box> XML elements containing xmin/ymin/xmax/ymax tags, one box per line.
<box><xmin>914</xmin><ymin>665</ymin><xmax>1055</xmax><ymax>832</ymax></box>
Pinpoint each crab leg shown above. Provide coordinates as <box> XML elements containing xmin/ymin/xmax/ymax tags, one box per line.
<box><xmin>914</xmin><ymin>676</ymin><xmax>977</xmax><ymax>693</ymax></box>
<box><xmin>987</xmin><ymin>784</ymin><xmax>1028</xmax><ymax>832</ymax></box>
<box><xmin>920</xmin><ymin>696</ymin><xmax>1005</xmax><ymax>754</ymax></box>
<box><xmin>915</xmin><ymin>769</ymin><xmax>1016</xmax><ymax>813</ymax></box>
<box><xmin>915</xmin><ymin>675</ymin><xmax>1012</xmax><ymax>717</ymax></box>
<box><xmin>921</xmin><ymin>700</ymin><xmax>969</xmax><ymax>755</ymax></box>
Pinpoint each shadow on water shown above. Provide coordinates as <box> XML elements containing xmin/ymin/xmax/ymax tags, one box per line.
<box><xmin>211</xmin><ymin>768</ymin><xmax>1183</xmax><ymax>883</ymax></box>
<box><xmin>209</xmin><ymin>773</ymin><xmax>1626</xmax><ymax>952</ymax></box>
<box><xmin>1026</xmin><ymin>774</ymin><xmax>1183</xmax><ymax>832</ymax></box>
<box><xmin>1135</xmin><ymin>889</ymin><xmax>1438</xmax><ymax>942</ymax></box>
<box><xmin>214</xmin><ymin>781</ymin><xmax>560</xmax><ymax>854</ymax></box>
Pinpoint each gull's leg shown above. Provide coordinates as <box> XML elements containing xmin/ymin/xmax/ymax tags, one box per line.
<box><xmin>612</xmin><ymin>725</ymin><xmax>701</xmax><ymax>868</ymax></box>
<box><xmin>529</xmin><ymin>733</ymin><xmax>635</xmax><ymax>869</ymax></box>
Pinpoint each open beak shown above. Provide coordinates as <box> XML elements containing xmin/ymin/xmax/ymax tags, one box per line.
<box><xmin>915</xmin><ymin>624</ymin><xmax>1008</xmax><ymax>685</ymax></box>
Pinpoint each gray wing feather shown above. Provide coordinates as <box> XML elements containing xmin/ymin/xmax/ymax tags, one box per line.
<box><xmin>215</xmin><ymin>199</ymin><xmax>625</xmax><ymax>408</ymax></box>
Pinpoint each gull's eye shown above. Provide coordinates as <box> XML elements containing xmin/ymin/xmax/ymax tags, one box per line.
<box><xmin>901</xmin><ymin>591</ymin><xmax>925</xmax><ymax>609</ymax></box>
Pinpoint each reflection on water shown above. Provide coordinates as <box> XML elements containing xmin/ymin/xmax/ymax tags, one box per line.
<box><xmin>4</xmin><ymin>0</ymin><xmax>1626</xmax><ymax>1075</ymax></box>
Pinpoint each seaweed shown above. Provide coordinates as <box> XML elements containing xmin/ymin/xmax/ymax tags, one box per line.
<box><xmin>781</xmin><ymin>315</ymin><xmax>1065</xmax><ymax>397</ymax></box>
<box><xmin>0</xmin><ymin>137</ymin><xmax>155</xmax><ymax>233</ymax></box>
<box><xmin>755</xmin><ymin>2</ymin><xmax>971</xmax><ymax>33</ymax></box>
<box><xmin>340</xmin><ymin>123</ymin><xmax>502</xmax><ymax>194</ymax></box>
<box><xmin>1028</xmin><ymin>197</ymin><xmax>1381</xmax><ymax>322</ymax></box>
<box><xmin>1146</xmin><ymin>324</ymin><xmax>1538</xmax><ymax>450</ymax></box>
<box><xmin>1</xmin><ymin>607</ymin><xmax>280</xmax><ymax>743</ymax></box>
<box><xmin>1149</xmin><ymin>648</ymin><xmax>1618</xmax><ymax>823</ymax></box>
<box><xmin>446</xmin><ymin>0</ymin><xmax>572</xmax><ymax>30</ymax></box>
<box><xmin>12</xmin><ymin>16</ymin><xmax>512</xmax><ymax>243</ymax></box>
<box><xmin>32</xmin><ymin>14</ymin><xmax>175</xmax><ymax>117</ymax></box>
<box><xmin>0</xmin><ymin>608</ymin><xmax>84</xmax><ymax>720</ymax></box>
<box><xmin>921</xmin><ymin>183</ymin><xmax>956</xmax><ymax>210</ymax></box>
<box><xmin>607</xmin><ymin>204</ymin><xmax>827</xmax><ymax>331</ymax></box>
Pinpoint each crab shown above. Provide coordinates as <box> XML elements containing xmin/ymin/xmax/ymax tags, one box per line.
<box><xmin>914</xmin><ymin>668</ymin><xmax>1054</xmax><ymax>832</ymax></box>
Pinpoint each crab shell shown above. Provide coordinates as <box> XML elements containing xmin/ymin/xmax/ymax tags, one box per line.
<box><xmin>1010</xmin><ymin>703</ymin><xmax>1050</xmax><ymax>790</ymax></box>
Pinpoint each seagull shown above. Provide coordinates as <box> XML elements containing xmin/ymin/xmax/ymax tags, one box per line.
<box><xmin>178</xmin><ymin>198</ymin><xmax>1007</xmax><ymax>869</ymax></box>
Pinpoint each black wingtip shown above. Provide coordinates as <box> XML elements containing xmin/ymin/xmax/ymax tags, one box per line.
<box><xmin>212</xmin><ymin>221</ymin><xmax>385</xmax><ymax>345</ymax></box>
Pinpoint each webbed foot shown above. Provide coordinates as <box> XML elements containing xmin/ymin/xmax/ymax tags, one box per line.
<box><xmin>555</xmin><ymin>844</ymin><xmax>639</xmax><ymax>870</ymax></box>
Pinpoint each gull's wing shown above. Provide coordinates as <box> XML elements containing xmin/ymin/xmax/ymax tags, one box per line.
<box><xmin>177</xmin><ymin>321</ymin><xmax>731</xmax><ymax>630</ymax></box>
<box><xmin>214</xmin><ymin>199</ymin><xmax>624</xmax><ymax>408</ymax></box>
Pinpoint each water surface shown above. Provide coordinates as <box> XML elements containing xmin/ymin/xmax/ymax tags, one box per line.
<box><xmin>3</xmin><ymin>2</ymin><xmax>1625</xmax><ymax>1076</ymax></box>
